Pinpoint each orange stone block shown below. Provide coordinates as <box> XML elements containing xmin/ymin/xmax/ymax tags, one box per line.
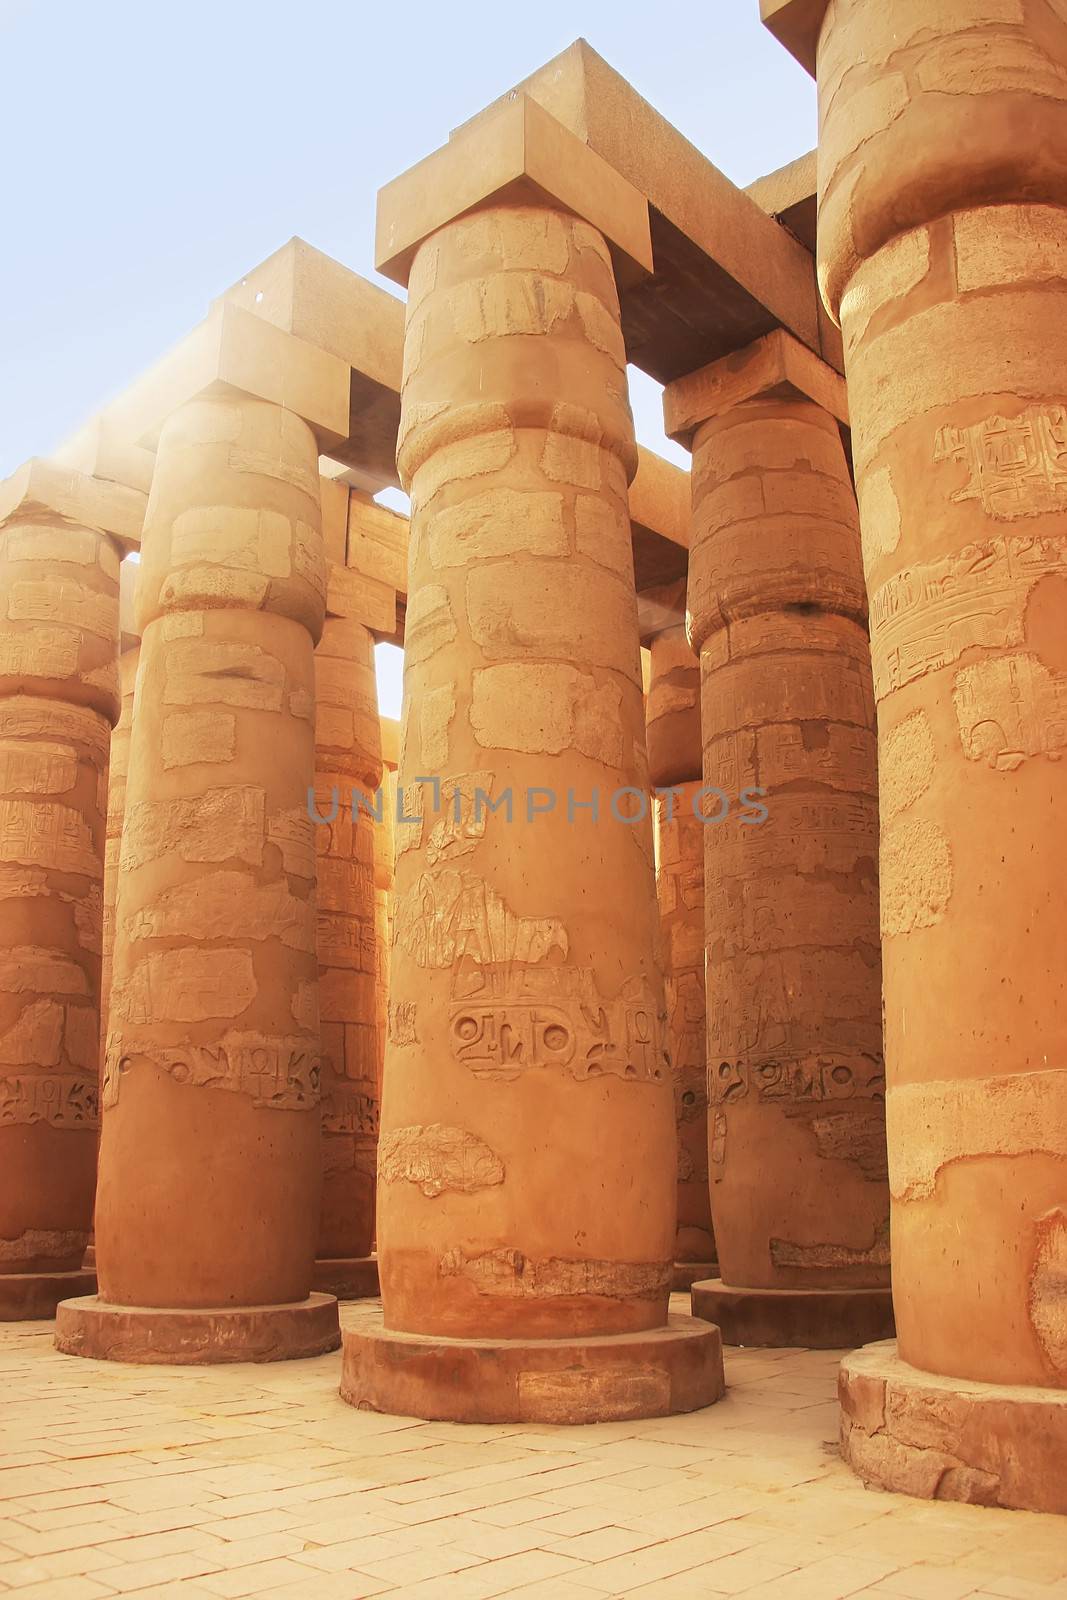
<box><xmin>64</xmin><ymin>393</ymin><xmax>340</xmax><ymax>1362</ymax></box>
<box><xmin>313</xmin><ymin>616</ymin><xmax>383</xmax><ymax>1291</ymax></box>
<box><xmin>646</xmin><ymin>629</ymin><xmax>716</xmax><ymax>1284</ymax></box>
<box><xmin>0</xmin><ymin>470</ymin><xmax>122</xmax><ymax>1318</ymax></box>
<box><xmin>794</xmin><ymin>0</ymin><xmax>1067</xmax><ymax>1509</ymax></box>
<box><xmin>665</xmin><ymin>333</ymin><xmax>891</xmax><ymax>1348</ymax></box>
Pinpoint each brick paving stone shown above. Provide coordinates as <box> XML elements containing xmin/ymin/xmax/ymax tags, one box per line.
<box><xmin>0</xmin><ymin>1323</ymin><xmax>1063</xmax><ymax>1600</ymax></box>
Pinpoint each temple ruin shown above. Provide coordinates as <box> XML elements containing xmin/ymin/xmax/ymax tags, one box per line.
<box><xmin>0</xmin><ymin>8</ymin><xmax>1064</xmax><ymax>1588</ymax></box>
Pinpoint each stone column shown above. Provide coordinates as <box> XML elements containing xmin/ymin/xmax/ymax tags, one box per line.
<box><xmin>0</xmin><ymin>477</ymin><xmax>121</xmax><ymax>1317</ymax></box>
<box><xmin>375</xmin><ymin>721</ymin><xmax>399</xmax><ymax>1094</ymax></box>
<box><xmin>788</xmin><ymin>0</ymin><xmax>1067</xmax><ymax>1509</ymax></box>
<box><xmin>646</xmin><ymin>627</ymin><xmax>716</xmax><ymax>1289</ymax></box>
<box><xmin>56</xmin><ymin>393</ymin><xmax>340</xmax><ymax>1363</ymax></box>
<box><xmin>311</xmin><ymin>616</ymin><xmax>383</xmax><ymax>1300</ymax></box>
<box><xmin>341</xmin><ymin>106</ymin><xmax>723</xmax><ymax>1422</ymax></box>
<box><xmin>664</xmin><ymin>331</ymin><xmax>892</xmax><ymax>1349</ymax></box>
<box><xmin>100</xmin><ymin>644</ymin><xmax>137</xmax><ymax>1057</ymax></box>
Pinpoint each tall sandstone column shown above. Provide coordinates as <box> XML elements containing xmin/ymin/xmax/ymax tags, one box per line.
<box><xmin>664</xmin><ymin>331</ymin><xmax>892</xmax><ymax>1349</ymax></box>
<box><xmin>762</xmin><ymin>0</ymin><xmax>1067</xmax><ymax>1509</ymax></box>
<box><xmin>312</xmin><ymin>615</ymin><xmax>383</xmax><ymax>1299</ymax></box>
<box><xmin>100</xmin><ymin>643</ymin><xmax>137</xmax><ymax>1055</ymax></box>
<box><xmin>646</xmin><ymin>627</ymin><xmax>716</xmax><ymax>1288</ymax></box>
<box><xmin>56</xmin><ymin>391</ymin><xmax>340</xmax><ymax>1362</ymax></box>
<box><xmin>0</xmin><ymin>461</ymin><xmax>138</xmax><ymax>1317</ymax></box>
<box><xmin>341</xmin><ymin>98</ymin><xmax>724</xmax><ymax>1422</ymax></box>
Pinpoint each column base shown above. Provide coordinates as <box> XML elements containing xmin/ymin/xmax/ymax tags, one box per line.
<box><xmin>841</xmin><ymin>1340</ymin><xmax>1067</xmax><ymax>1516</ymax></box>
<box><xmin>691</xmin><ymin>1278</ymin><xmax>894</xmax><ymax>1348</ymax></box>
<box><xmin>311</xmin><ymin>1255</ymin><xmax>380</xmax><ymax>1300</ymax></box>
<box><xmin>341</xmin><ymin>1303</ymin><xmax>725</xmax><ymax>1424</ymax></box>
<box><xmin>672</xmin><ymin>1261</ymin><xmax>717</xmax><ymax>1293</ymax></box>
<box><xmin>54</xmin><ymin>1293</ymin><xmax>340</xmax><ymax>1365</ymax></box>
<box><xmin>0</xmin><ymin>1269</ymin><xmax>97</xmax><ymax>1321</ymax></box>
<box><xmin>82</xmin><ymin>1245</ymin><xmax>95</xmax><ymax>1270</ymax></box>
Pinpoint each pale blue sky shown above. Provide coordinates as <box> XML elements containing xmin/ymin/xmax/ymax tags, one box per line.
<box><xmin>0</xmin><ymin>0</ymin><xmax>815</xmax><ymax>714</ymax></box>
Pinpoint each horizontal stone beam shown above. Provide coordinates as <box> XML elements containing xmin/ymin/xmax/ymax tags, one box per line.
<box><xmin>376</xmin><ymin>92</ymin><xmax>654</xmax><ymax>288</ymax></box>
<box><xmin>745</xmin><ymin>151</ymin><xmax>817</xmax><ymax>252</ymax></box>
<box><xmin>0</xmin><ymin>457</ymin><xmax>145</xmax><ymax>553</ymax></box>
<box><xmin>455</xmin><ymin>40</ymin><xmax>839</xmax><ymax>379</ymax></box>
<box><xmin>759</xmin><ymin>0</ymin><xmax>829</xmax><ymax>77</ymax></box>
<box><xmin>218</xmin><ymin>239</ymin><xmax>405</xmax><ymax>488</ymax></box>
<box><xmin>663</xmin><ymin>327</ymin><xmax>848</xmax><ymax>447</ymax></box>
<box><xmin>105</xmin><ymin>301</ymin><xmax>351</xmax><ymax>451</ymax></box>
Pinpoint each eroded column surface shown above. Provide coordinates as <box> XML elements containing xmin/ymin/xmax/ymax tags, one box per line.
<box><xmin>100</xmin><ymin>646</ymin><xmax>137</xmax><ymax>1054</ymax></box>
<box><xmin>342</xmin><ymin>201</ymin><xmax>723</xmax><ymax>1423</ymax></box>
<box><xmin>646</xmin><ymin>628</ymin><xmax>715</xmax><ymax>1283</ymax></box>
<box><xmin>313</xmin><ymin>617</ymin><xmax>382</xmax><ymax>1296</ymax></box>
<box><xmin>687</xmin><ymin>394</ymin><xmax>891</xmax><ymax>1347</ymax></box>
<box><xmin>58</xmin><ymin>394</ymin><xmax>339</xmax><ymax>1362</ymax></box>
<box><xmin>814</xmin><ymin>0</ymin><xmax>1067</xmax><ymax>1505</ymax></box>
<box><xmin>0</xmin><ymin>512</ymin><xmax>118</xmax><ymax>1316</ymax></box>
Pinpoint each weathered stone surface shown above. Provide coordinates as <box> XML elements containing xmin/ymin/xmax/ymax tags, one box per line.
<box><xmin>341</xmin><ymin>1303</ymin><xmax>724</xmax><ymax>1425</ymax></box>
<box><xmin>646</xmin><ymin>631</ymin><xmax>715</xmax><ymax>1274</ymax></box>
<box><xmin>840</xmin><ymin>1340</ymin><xmax>1067</xmax><ymax>1516</ymax></box>
<box><xmin>0</xmin><ymin>506</ymin><xmax>119</xmax><ymax>1313</ymax></box>
<box><xmin>364</xmin><ymin>192</ymin><xmax>683</xmax><ymax>1403</ymax></box>
<box><xmin>314</xmin><ymin>618</ymin><xmax>382</xmax><ymax>1273</ymax></box>
<box><xmin>666</xmin><ymin>348</ymin><xmax>887</xmax><ymax>1336</ymax></box>
<box><xmin>91</xmin><ymin>393</ymin><xmax>333</xmax><ymax>1338</ymax></box>
<box><xmin>818</xmin><ymin>1</ymin><xmax>1067</xmax><ymax>1402</ymax></box>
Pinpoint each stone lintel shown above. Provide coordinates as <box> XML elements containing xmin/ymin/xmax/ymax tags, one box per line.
<box><xmin>380</xmin><ymin>716</ymin><xmax>400</xmax><ymax>772</ymax></box>
<box><xmin>0</xmin><ymin>456</ymin><xmax>145</xmax><ymax>552</ymax></box>
<box><xmin>52</xmin><ymin>414</ymin><xmax>156</xmax><ymax>496</ymax></box>
<box><xmin>326</xmin><ymin>561</ymin><xmax>397</xmax><ymax>637</ymax></box>
<box><xmin>630</xmin><ymin>446</ymin><xmax>690</xmax><ymax>598</ymax></box>
<box><xmin>320</xmin><ymin>476</ymin><xmax>350</xmax><ymax>568</ymax></box>
<box><xmin>745</xmin><ymin>150</ymin><xmax>817</xmax><ymax>252</ymax></box>
<box><xmin>219</xmin><ymin>240</ymin><xmax>405</xmax><ymax>487</ymax></box>
<box><xmin>663</xmin><ymin>328</ymin><xmax>849</xmax><ymax>448</ymax></box>
<box><xmin>106</xmin><ymin>301</ymin><xmax>351</xmax><ymax>452</ymax></box>
<box><xmin>376</xmin><ymin>93</ymin><xmax>654</xmax><ymax>289</ymax></box>
<box><xmin>452</xmin><ymin>41</ymin><xmax>835</xmax><ymax>378</ymax></box>
<box><xmin>347</xmin><ymin>491</ymin><xmax>408</xmax><ymax>592</ymax></box>
<box><xmin>760</xmin><ymin>0</ymin><xmax>829</xmax><ymax>78</ymax></box>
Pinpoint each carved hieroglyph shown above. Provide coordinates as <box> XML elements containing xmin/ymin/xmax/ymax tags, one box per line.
<box><xmin>379</xmin><ymin>202</ymin><xmax>676</xmax><ymax>1341</ymax></box>
<box><xmin>820</xmin><ymin>0</ymin><xmax>1067</xmax><ymax>1389</ymax></box>
<box><xmin>313</xmin><ymin>617</ymin><xmax>383</xmax><ymax>1263</ymax></box>
<box><xmin>0</xmin><ymin>510</ymin><xmax>119</xmax><ymax>1279</ymax></box>
<box><xmin>646</xmin><ymin>628</ymin><xmax>715</xmax><ymax>1267</ymax></box>
<box><xmin>94</xmin><ymin>394</ymin><xmax>328</xmax><ymax>1312</ymax></box>
<box><xmin>686</xmin><ymin>391</ymin><xmax>888</xmax><ymax>1295</ymax></box>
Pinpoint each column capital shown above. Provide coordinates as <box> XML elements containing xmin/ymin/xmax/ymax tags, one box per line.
<box><xmin>106</xmin><ymin>301</ymin><xmax>351</xmax><ymax>452</ymax></box>
<box><xmin>375</xmin><ymin>93</ymin><xmax>653</xmax><ymax>289</ymax></box>
<box><xmin>759</xmin><ymin>0</ymin><xmax>829</xmax><ymax>78</ymax></box>
<box><xmin>0</xmin><ymin>456</ymin><xmax>145</xmax><ymax>553</ymax></box>
<box><xmin>662</xmin><ymin>328</ymin><xmax>848</xmax><ymax>449</ymax></box>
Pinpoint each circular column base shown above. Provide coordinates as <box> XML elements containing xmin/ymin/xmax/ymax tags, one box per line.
<box><xmin>340</xmin><ymin>1304</ymin><xmax>725</xmax><ymax>1424</ymax></box>
<box><xmin>673</xmin><ymin>1261</ymin><xmax>717</xmax><ymax>1293</ymax></box>
<box><xmin>54</xmin><ymin>1293</ymin><xmax>340</xmax><ymax>1365</ymax></box>
<box><xmin>312</xmin><ymin>1255</ymin><xmax>380</xmax><ymax>1300</ymax></box>
<box><xmin>691</xmin><ymin>1278</ymin><xmax>894</xmax><ymax>1348</ymax></box>
<box><xmin>840</xmin><ymin>1340</ymin><xmax>1067</xmax><ymax>1515</ymax></box>
<box><xmin>82</xmin><ymin>1245</ymin><xmax>96</xmax><ymax>1270</ymax></box>
<box><xmin>0</xmin><ymin>1268</ymin><xmax>97</xmax><ymax>1321</ymax></box>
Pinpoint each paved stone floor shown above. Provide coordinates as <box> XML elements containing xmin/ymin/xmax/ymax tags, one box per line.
<box><xmin>1</xmin><ymin>1298</ymin><xmax>1065</xmax><ymax>1600</ymax></box>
